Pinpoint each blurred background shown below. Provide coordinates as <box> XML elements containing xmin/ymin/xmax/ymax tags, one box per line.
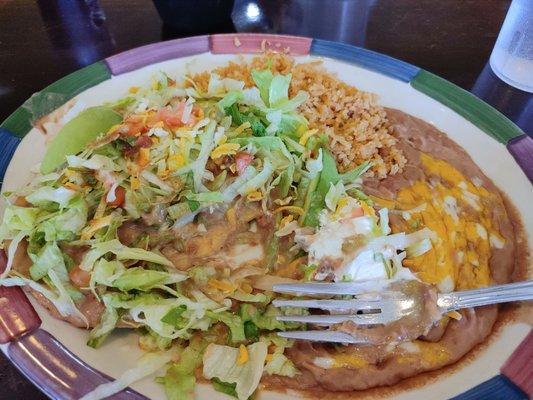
<box><xmin>0</xmin><ymin>0</ymin><xmax>530</xmax><ymax>135</ymax></box>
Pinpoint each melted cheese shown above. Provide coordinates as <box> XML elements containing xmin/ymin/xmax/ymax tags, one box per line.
<box><xmin>396</xmin><ymin>340</ymin><xmax>449</xmax><ymax>366</ymax></box>
<box><xmin>385</xmin><ymin>154</ymin><xmax>503</xmax><ymax>290</ymax></box>
<box><xmin>332</xmin><ymin>353</ymin><xmax>368</xmax><ymax>369</ymax></box>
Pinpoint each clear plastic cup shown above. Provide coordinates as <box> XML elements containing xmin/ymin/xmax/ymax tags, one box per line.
<box><xmin>489</xmin><ymin>0</ymin><xmax>533</xmax><ymax>93</ymax></box>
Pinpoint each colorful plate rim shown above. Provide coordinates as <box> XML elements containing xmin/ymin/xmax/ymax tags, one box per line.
<box><xmin>0</xmin><ymin>33</ymin><xmax>531</xmax><ymax>400</ymax></box>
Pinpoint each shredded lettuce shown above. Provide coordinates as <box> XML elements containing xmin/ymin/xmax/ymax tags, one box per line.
<box><xmin>303</xmin><ymin>149</ymin><xmax>339</xmax><ymax>227</ymax></box>
<box><xmin>29</xmin><ymin>241</ymin><xmax>68</xmax><ymax>281</ymax></box>
<box><xmin>378</xmin><ymin>208</ymin><xmax>391</xmax><ymax>235</ymax></box>
<box><xmin>66</xmin><ymin>154</ymin><xmax>119</xmax><ymax>171</ymax></box>
<box><xmin>340</xmin><ymin>160</ymin><xmax>371</xmax><ymax>184</ymax></box>
<box><xmin>111</xmin><ymin>267</ymin><xmax>187</xmax><ymax>292</ymax></box>
<box><xmin>160</xmin><ymin>342</ymin><xmax>204</xmax><ymax>400</ymax></box>
<box><xmin>139</xmin><ymin>329</ymin><xmax>173</xmax><ymax>352</ymax></box>
<box><xmin>260</xmin><ymin>334</ymin><xmax>298</xmax><ymax>377</ymax></box>
<box><xmin>25</xmin><ymin>186</ymin><xmax>77</xmax><ymax>209</ymax></box>
<box><xmin>265</xmin><ymin>353</ymin><xmax>298</xmax><ymax>377</ymax></box>
<box><xmin>251</xmin><ymin>70</ymin><xmax>274</xmax><ymax>105</ymax></box>
<box><xmin>229</xmin><ymin>291</ymin><xmax>268</xmax><ymax>303</ymax></box>
<box><xmin>87</xmin><ymin>305</ymin><xmax>118</xmax><ymax>348</ymax></box>
<box><xmin>225</xmin><ymin>104</ymin><xmax>266</xmax><ymax>137</ymax></box>
<box><xmin>206</xmin><ymin>310</ymin><xmax>246</xmax><ymax>343</ymax></box>
<box><xmin>184</xmin><ymin>190</ymin><xmax>223</xmax><ymax>204</ymax></box>
<box><xmin>406</xmin><ymin>238</ymin><xmax>433</xmax><ymax>258</ymax></box>
<box><xmin>1</xmin><ymin>271</ymin><xmax>87</xmax><ymax>324</ymax></box>
<box><xmin>221</xmin><ymin>166</ymin><xmax>257</xmax><ymax>203</ymax></box>
<box><xmin>237</xmin><ymin>159</ymin><xmax>274</xmax><ymax>196</ymax></box>
<box><xmin>79</xmin><ymin>352</ymin><xmax>173</xmax><ymax>400</ymax></box>
<box><xmin>268</xmin><ymin>74</ymin><xmax>291</xmax><ymax>108</ymax></box>
<box><xmin>191</xmin><ymin>121</ymin><xmax>217</xmax><ymax>192</ymax></box>
<box><xmin>218</xmin><ymin>91</ymin><xmax>243</xmax><ymax>110</ymax></box>
<box><xmin>324</xmin><ymin>181</ymin><xmax>345</xmax><ymax>212</ymax></box>
<box><xmin>0</xmin><ymin>206</ymin><xmax>39</xmax><ymax>238</ymax></box>
<box><xmin>36</xmin><ymin>196</ymin><xmax>88</xmax><ymax>241</ymax></box>
<box><xmin>202</xmin><ymin>342</ymin><xmax>268</xmax><ymax>400</ymax></box>
<box><xmin>0</xmin><ymin>231</ymin><xmax>26</xmax><ymax>279</ymax></box>
<box><xmin>80</xmin><ymin>239</ymin><xmax>174</xmax><ymax>271</ymax></box>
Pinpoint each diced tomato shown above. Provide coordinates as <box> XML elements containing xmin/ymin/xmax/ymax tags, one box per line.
<box><xmin>121</xmin><ymin>115</ymin><xmax>147</xmax><ymax>136</ymax></box>
<box><xmin>351</xmin><ymin>207</ymin><xmax>364</xmax><ymax>218</ymax></box>
<box><xmin>126</xmin><ymin>114</ymin><xmax>143</xmax><ymax>123</ymax></box>
<box><xmin>123</xmin><ymin>121</ymin><xmax>145</xmax><ymax>136</ymax></box>
<box><xmin>135</xmin><ymin>135</ymin><xmax>152</xmax><ymax>148</ymax></box>
<box><xmin>69</xmin><ymin>265</ymin><xmax>91</xmax><ymax>288</ymax></box>
<box><xmin>157</xmin><ymin>106</ymin><xmax>183</xmax><ymax>127</ymax></box>
<box><xmin>157</xmin><ymin>103</ymin><xmax>200</xmax><ymax>128</ymax></box>
<box><xmin>107</xmin><ymin>186</ymin><xmax>126</xmax><ymax>208</ymax></box>
<box><xmin>235</xmin><ymin>152</ymin><xmax>254</xmax><ymax>175</ymax></box>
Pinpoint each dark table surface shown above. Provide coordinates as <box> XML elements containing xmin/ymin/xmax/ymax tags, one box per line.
<box><xmin>0</xmin><ymin>0</ymin><xmax>531</xmax><ymax>399</ymax></box>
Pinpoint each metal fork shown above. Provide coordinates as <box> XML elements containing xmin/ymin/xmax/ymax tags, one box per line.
<box><xmin>272</xmin><ymin>280</ymin><xmax>533</xmax><ymax>344</ymax></box>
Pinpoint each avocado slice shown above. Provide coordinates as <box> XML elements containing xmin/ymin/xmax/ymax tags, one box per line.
<box><xmin>40</xmin><ymin>106</ymin><xmax>122</xmax><ymax>173</ymax></box>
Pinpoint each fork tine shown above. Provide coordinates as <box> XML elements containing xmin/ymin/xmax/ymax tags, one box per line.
<box><xmin>277</xmin><ymin>330</ymin><xmax>364</xmax><ymax>344</ymax></box>
<box><xmin>276</xmin><ymin>313</ymin><xmax>390</xmax><ymax>325</ymax></box>
<box><xmin>273</xmin><ymin>281</ymin><xmax>390</xmax><ymax>296</ymax></box>
<box><xmin>272</xmin><ymin>299</ymin><xmax>389</xmax><ymax>311</ymax></box>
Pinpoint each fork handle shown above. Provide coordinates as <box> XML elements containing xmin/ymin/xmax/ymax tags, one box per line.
<box><xmin>438</xmin><ymin>280</ymin><xmax>533</xmax><ymax>311</ymax></box>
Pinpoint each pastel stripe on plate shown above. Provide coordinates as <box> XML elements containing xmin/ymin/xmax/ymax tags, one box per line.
<box><xmin>211</xmin><ymin>33</ymin><xmax>312</xmax><ymax>55</ymax></box>
<box><xmin>506</xmin><ymin>135</ymin><xmax>533</xmax><ymax>182</ymax></box>
<box><xmin>106</xmin><ymin>35</ymin><xmax>210</xmax><ymax>76</ymax></box>
<box><xmin>5</xmin><ymin>329</ymin><xmax>148</xmax><ymax>400</ymax></box>
<box><xmin>0</xmin><ymin>62</ymin><xmax>111</xmax><ymax>138</ymax></box>
<box><xmin>0</xmin><ymin>249</ymin><xmax>42</xmax><ymax>344</ymax></box>
<box><xmin>0</xmin><ymin>128</ymin><xmax>21</xmax><ymax>187</ymax></box>
<box><xmin>410</xmin><ymin>70</ymin><xmax>523</xmax><ymax>144</ymax></box>
<box><xmin>501</xmin><ymin>330</ymin><xmax>533</xmax><ymax>396</ymax></box>
<box><xmin>451</xmin><ymin>375</ymin><xmax>527</xmax><ymax>400</ymax></box>
<box><xmin>310</xmin><ymin>38</ymin><xmax>420</xmax><ymax>82</ymax></box>
<box><xmin>0</xmin><ymin>285</ymin><xmax>41</xmax><ymax>344</ymax></box>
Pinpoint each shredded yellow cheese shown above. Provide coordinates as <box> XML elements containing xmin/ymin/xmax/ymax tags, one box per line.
<box><xmin>235</xmin><ymin>122</ymin><xmax>251</xmax><ymax>135</ymax></box>
<box><xmin>63</xmin><ymin>182</ymin><xmax>82</xmax><ymax>192</ymax></box>
<box><xmin>360</xmin><ymin>201</ymin><xmax>375</xmax><ymax>217</ymax></box>
<box><xmin>237</xmin><ymin>344</ymin><xmax>249</xmax><ymax>365</ymax></box>
<box><xmin>333</xmin><ymin>196</ymin><xmax>350</xmax><ymax>217</ymax></box>
<box><xmin>299</xmin><ymin>129</ymin><xmax>318</xmax><ymax>146</ymax></box>
<box><xmin>129</xmin><ymin>86</ymin><xmax>139</xmax><ymax>94</ymax></box>
<box><xmin>246</xmin><ymin>191</ymin><xmax>263</xmax><ymax>202</ymax></box>
<box><xmin>130</xmin><ymin>176</ymin><xmax>140</xmax><ymax>190</ymax></box>
<box><xmin>239</xmin><ymin>282</ymin><xmax>253</xmax><ymax>294</ymax></box>
<box><xmin>167</xmin><ymin>153</ymin><xmax>186</xmax><ymax>171</ymax></box>
<box><xmin>81</xmin><ymin>215</ymin><xmax>113</xmax><ymax>240</ymax></box>
<box><xmin>273</xmin><ymin>206</ymin><xmax>305</xmax><ymax>216</ymax></box>
<box><xmin>158</xmin><ymin>170</ymin><xmax>170</xmax><ymax>179</ymax></box>
<box><xmin>217</xmin><ymin>134</ymin><xmax>228</xmax><ymax>145</ymax></box>
<box><xmin>447</xmin><ymin>311</ymin><xmax>462</xmax><ymax>320</ymax></box>
<box><xmin>211</xmin><ymin>143</ymin><xmax>240</xmax><ymax>159</ymax></box>
<box><xmin>208</xmin><ymin>279</ymin><xmax>236</xmax><ymax>293</ymax></box>
<box><xmin>279</xmin><ymin>214</ymin><xmax>294</xmax><ymax>228</ymax></box>
<box><xmin>226</xmin><ymin>207</ymin><xmax>236</xmax><ymax>227</ymax></box>
<box><xmin>137</xmin><ymin>148</ymin><xmax>151</xmax><ymax>167</ymax></box>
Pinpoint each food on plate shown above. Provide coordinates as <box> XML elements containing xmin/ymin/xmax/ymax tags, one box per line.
<box><xmin>0</xmin><ymin>52</ymin><xmax>526</xmax><ymax>399</ymax></box>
